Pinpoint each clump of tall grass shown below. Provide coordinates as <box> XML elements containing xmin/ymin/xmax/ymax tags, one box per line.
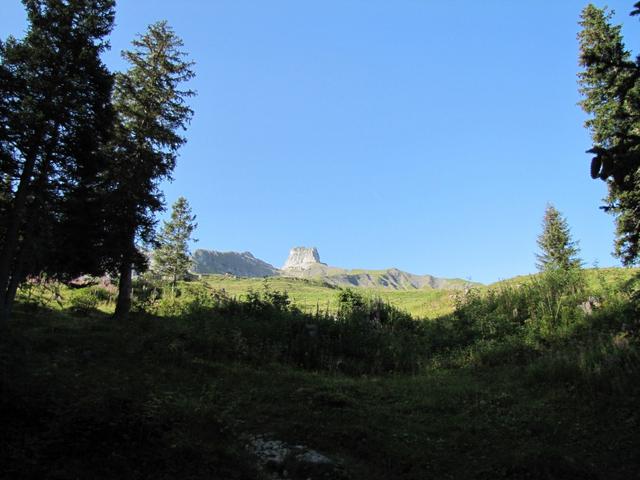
<box><xmin>449</xmin><ymin>266</ymin><xmax>640</xmax><ymax>392</ymax></box>
<box><xmin>452</xmin><ymin>267</ymin><xmax>587</xmax><ymax>345</ymax></box>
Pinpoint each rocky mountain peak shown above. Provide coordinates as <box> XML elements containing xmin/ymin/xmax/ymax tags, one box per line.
<box><xmin>282</xmin><ymin>246</ymin><xmax>324</xmax><ymax>271</ymax></box>
<box><xmin>192</xmin><ymin>249</ymin><xmax>279</xmax><ymax>277</ymax></box>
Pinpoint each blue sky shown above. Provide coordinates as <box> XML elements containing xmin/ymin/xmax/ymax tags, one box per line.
<box><xmin>2</xmin><ymin>1</ymin><xmax>640</xmax><ymax>283</ymax></box>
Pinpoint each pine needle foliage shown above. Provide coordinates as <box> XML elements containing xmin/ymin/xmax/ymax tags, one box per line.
<box><xmin>153</xmin><ymin>196</ymin><xmax>197</xmax><ymax>289</ymax></box>
<box><xmin>109</xmin><ymin>21</ymin><xmax>195</xmax><ymax>319</ymax></box>
<box><xmin>0</xmin><ymin>0</ymin><xmax>115</xmax><ymax>322</ymax></box>
<box><xmin>578</xmin><ymin>3</ymin><xmax>640</xmax><ymax>264</ymax></box>
<box><xmin>536</xmin><ymin>204</ymin><xmax>582</xmax><ymax>271</ymax></box>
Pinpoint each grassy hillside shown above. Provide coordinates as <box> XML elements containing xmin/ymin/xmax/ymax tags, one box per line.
<box><xmin>15</xmin><ymin>267</ymin><xmax>637</xmax><ymax>322</ymax></box>
<box><xmin>202</xmin><ymin>267</ymin><xmax>639</xmax><ymax>319</ymax></box>
<box><xmin>2</xmin><ymin>273</ymin><xmax>639</xmax><ymax>479</ymax></box>
<box><xmin>489</xmin><ymin>267</ymin><xmax>639</xmax><ymax>289</ymax></box>
<box><xmin>203</xmin><ymin>275</ymin><xmax>341</xmax><ymax>312</ymax></box>
<box><xmin>202</xmin><ymin>274</ymin><xmax>456</xmax><ymax>318</ymax></box>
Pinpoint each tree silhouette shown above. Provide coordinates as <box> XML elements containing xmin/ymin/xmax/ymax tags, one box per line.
<box><xmin>578</xmin><ymin>3</ymin><xmax>640</xmax><ymax>264</ymax></box>
<box><xmin>0</xmin><ymin>0</ymin><xmax>115</xmax><ymax>322</ymax></box>
<box><xmin>108</xmin><ymin>21</ymin><xmax>195</xmax><ymax>320</ymax></box>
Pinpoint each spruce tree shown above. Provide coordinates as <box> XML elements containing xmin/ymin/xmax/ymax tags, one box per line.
<box><xmin>0</xmin><ymin>0</ymin><xmax>115</xmax><ymax>322</ymax></box>
<box><xmin>109</xmin><ymin>22</ymin><xmax>195</xmax><ymax>320</ymax></box>
<box><xmin>578</xmin><ymin>4</ymin><xmax>640</xmax><ymax>264</ymax></box>
<box><xmin>153</xmin><ymin>197</ymin><xmax>197</xmax><ymax>289</ymax></box>
<box><xmin>536</xmin><ymin>204</ymin><xmax>582</xmax><ymax>271</ymax></box>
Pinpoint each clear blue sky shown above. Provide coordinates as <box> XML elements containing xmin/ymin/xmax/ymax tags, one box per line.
<box><xmin>3</xmin><ymin>1</ymin><xmax>640</xmax><ymax>283</ymax></box>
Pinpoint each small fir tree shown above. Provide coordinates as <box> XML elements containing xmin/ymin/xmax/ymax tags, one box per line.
<box><xmin>153</xmin><ymin>197</ymin><xmax>197</xmax><ymax>288</ymax></box>
<box><xmin>536</xmin><ymin>204</ymin><xmax>582</xmax><ymax>271</ymax></box>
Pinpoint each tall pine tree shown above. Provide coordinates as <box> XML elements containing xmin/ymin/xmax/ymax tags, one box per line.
<box><xmin>536</xmin><ymin>204</ymin><xmax>582</xmax><ymax>271</ymax></box>
<box><xmin>0</xmin><ymin>0</ymin><xmax>115</xmax><ymax>322</ymax></box>
<box><xmin>109</xmin><ymin>22</ymin><xmax>195</xmax><ymax>320</ymax></box>
<box><xmin>153</xmin><ymin>196</ymin><xmax>197</xmax><ymax>289</ymax></box>
<box><xmin>578</xmin><ymin>3</ymin><xmax>640</xmax><ymax>264</ymax></box>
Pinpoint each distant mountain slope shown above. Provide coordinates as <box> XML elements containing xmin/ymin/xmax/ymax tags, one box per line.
<box><xmin>282</xmin><ymin>265</ymin><xmax>472</xmax><ymax>290</ymax></box>
<box><xmin>319</xmin><ymin>268</ymin><xmax>467</xmax><ymax>290</ymax></box>
<box><xmin>193</xmin><ymin>246</ymin><xmax>475</xmax><ymax>291</ymax></box>
<box><xmin>280</xmin><ymin>246</ymin><xmax>475</xmax><ymax>290</ymax></box>
<box><xmin>192</xmin><ymin>249</ymin><xmax>279</xmax><ymax>277</ymax></box>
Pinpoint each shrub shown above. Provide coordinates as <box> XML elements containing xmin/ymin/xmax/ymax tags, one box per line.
<box><xmin>68</xmin><ymin>288</ymin><xmax>99</xmax><ymax>314</ymax></box>
<box><xmin>87</xmin><ymin>285</ymin><xmax>114</xmax><ymax>303</ymax></box>
<box><xmin>17</xmin><ymin>275</ymin><xmax>63</xmax><ymax>310</ymax></box>
<box><xmin>453</xmin><ymin>267</ymin><xmax>588</xmax><ymax>345</ymax></box>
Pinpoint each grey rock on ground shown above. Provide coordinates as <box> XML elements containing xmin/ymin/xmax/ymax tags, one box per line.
<box><xmin>246</xmin><ymin>434</ymin><xmax>348</xmax><ymax>480</ymax></box>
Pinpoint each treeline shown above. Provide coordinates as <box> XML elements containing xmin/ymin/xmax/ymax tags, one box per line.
<box><xmin>0</xmin><ymin>0</ymin><xmax>195</xmax><ymax>323</ymax></box>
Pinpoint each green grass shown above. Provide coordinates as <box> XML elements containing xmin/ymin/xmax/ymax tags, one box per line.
<box><xmin>202</xmin><ymin>267</ymin><xmax>640</xmax><ymax>319</ymax></box>
<box><xmin>490</xmin><ymin>266</ymin><xmax>640</xmax><ymax>290</ymax></box>
<box><xmin>202</xmin><ymin>274</ymin><xmax>457</xmax><ymax>318</ymax></box>
<box><xmin>202</xmin><ymin>274</ymin><xmax>340</xmax><ymax>312</ymax></box>
<box><xmin>15</xmin><ymin>267</ymin><xmax>639</xmax><ymax>322</ymax></box>
<box><xmin>373</xmin><ymin>288</ymin><xmax>455</xmax><ymax>318</ymax></box>
<box><xmin>166</xmin><ymin>267</ymin><xmax>640</xmax><ymax>321</ymax></box>
<box><xmin>4</xmin><ymin>266</ymin><xmax>640</xmax><ymax>478</ymax></box>
<box><xmin>2</xmin><ymin>306</ymin><xmax>638</xmax><ymax>479</ymax></box>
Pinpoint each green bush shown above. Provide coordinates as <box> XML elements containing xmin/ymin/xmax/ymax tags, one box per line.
<box><xmin>16</xmin><ymin>275</ymin><xmax>63</xmax><ymax>310</ymax></box>
<box><xmin>130</xmin><ymin>277</ymin><xmax>162</xmax><ymax>312</ymax></box>
<box><xmin>68</xmin><ymin>288</ymin><xmax>99</xmax><ymax>314</ymax></box>
<box><xmin>87</xmin><ymin>285</ymin><xmax>114</xmax><ymax>303</ymax></box>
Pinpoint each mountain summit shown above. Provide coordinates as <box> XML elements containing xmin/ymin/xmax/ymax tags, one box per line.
<box><xmin>192</xmin><ymin>246</ymin><xmax>474</xmax><ymax>290</ymax></box>
<box><xmin>282</xmin><ymin>247</ymin><xmax>325</xmax><ymax>271</ymax></box>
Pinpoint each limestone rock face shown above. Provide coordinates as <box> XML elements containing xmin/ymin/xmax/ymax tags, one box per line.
<box><xmin>192</xmin><ymin>249</ymin><xmax>279</xmax><ymax>277</ymax></box>
<box><xmin>282</xmin><ymin>247</ymin><xmax>324</xmax><ymax>271</ymax></box>
<box><xmin>191</xmin><ymin>246</ymin><xmax>476</xmax><ymax>290</ymax></box>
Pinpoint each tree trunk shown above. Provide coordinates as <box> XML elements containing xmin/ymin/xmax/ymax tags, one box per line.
<box><xmin>1</xmin><ymin>248</ymin><xmax>26</xmax><ymax>323</ymax></box>
<box><xmin>114</xmin><ymin>257</ymin><xmax>132</xmax><ymax>320</ymax></box>
<box><xmin>114</xmin><ymin>232</ymin><xmax>135</xmax><ymax>320</ymax></box>
<box><xmin>0</xmin><ymin>149</ymin><xmax>38</xmax><ymax>324</ymax></box>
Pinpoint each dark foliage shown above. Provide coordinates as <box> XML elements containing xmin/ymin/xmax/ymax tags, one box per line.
<box><xmin>578</xmin><ymin>4</ymin><xmax>640</xmax><ymax>264</ymax></box>
<box><xmin>106</xmin><ymin>21</ymin><xmax>195</xmax><ymax>320</ymax></box>
<box><xmin>145</xmin><ymin>285</ymin><xmax>430</xmax><ymax>375</ymax></box>
<box><xmin>0</xmin><ymin>0</ymin><xmax>115</xmax><ymax>321</ymax></box>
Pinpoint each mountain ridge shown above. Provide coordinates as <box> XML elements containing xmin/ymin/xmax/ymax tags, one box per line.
<box><xmin>192</xmin><ymin>246</ymin><xmax>475</xmax><ymax>290</ymax></box>
<box><xmin>192</xmin><ymin>249</ymin><xmax>279</xmax><ymax>278</ymax></box>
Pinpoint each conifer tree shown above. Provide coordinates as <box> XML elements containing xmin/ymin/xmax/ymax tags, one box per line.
<box><xmin>536</xmin><ymin>204</ymin><xmax>582</xmax><ymax>271</ymax></box>
<box><xmin>153</xmin><ymin>197</ymin><xmax>197</xmax><ymax>289</ymax></box>
<box><xmin>109</xmin><ymin>22</ymin><xmax>195</xmax><ymax>320</ymax></box>
<box><xmin>0</xmin><ymin>0</ymin><xmax>115</xmax><ymax>322</ymax></box>
<box><xmin>578</xmin><ymin>3</ymin><xmax>640</xmax><ymax>264</ymax></box>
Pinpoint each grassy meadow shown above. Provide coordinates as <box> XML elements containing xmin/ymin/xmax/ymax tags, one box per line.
<box><xmin>203</xmin><ymin>274</ymin><xmax>457</xmax><ymax>318</ymax></box>
<box><xmin>2</xmin><ymin>266</ymin><xmax>640</xmax><ymax>479</ymax></box>
<box><xmin>202</xmin><ymin>267</ymin><xmax>640</xmax><ymax>319</ymax></box>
